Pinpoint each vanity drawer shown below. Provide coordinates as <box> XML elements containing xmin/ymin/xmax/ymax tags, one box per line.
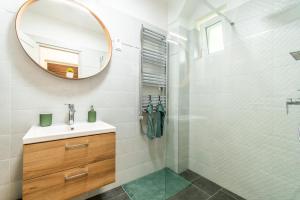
<box><xmin>23</xmin><ymin>133</ymin><xmax>115</xmax><ymax>180</ymax></box>
<box><xmin>23</xmin><ymin>159</ymin><xmax>115</xmax><ymax>200</ymax></box>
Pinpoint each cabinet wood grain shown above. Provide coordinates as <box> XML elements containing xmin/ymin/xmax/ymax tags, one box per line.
<box><xmin>23</xmin><ymin>132</ymin><xmax>116</xmax><ymax>199</ymax></box>
<box><xmin>23</xmin><ymin>159</ymin><xmax>115</xmax><ymax>200</ymax></box>
<box><xmin>23</xmin><ymin>133</ymin><xmax>115</xmax><ymax>180</ymax></box>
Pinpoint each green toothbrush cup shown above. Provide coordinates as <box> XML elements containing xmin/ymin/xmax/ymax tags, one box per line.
<box><xmin>39</xmin><ymin>113</ymin><xmax>52</xmax><ymax>127</ymax></box>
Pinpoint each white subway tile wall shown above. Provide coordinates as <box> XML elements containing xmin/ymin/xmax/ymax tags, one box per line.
<box><xmin>0</xmin><ymin>0</ymin><xmax>166</xmax><ymax>199</ymax></box>
<box><xmin>189</xmin><ymin>0</ymin><xmax>300</xmax><ymax>199</ymax></box>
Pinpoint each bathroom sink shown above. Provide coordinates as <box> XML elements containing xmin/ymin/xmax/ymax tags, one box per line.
<box><xmin>23</xmin><ymin>121</ymin><xmax>116</xmax><ymax>144</ymax></box>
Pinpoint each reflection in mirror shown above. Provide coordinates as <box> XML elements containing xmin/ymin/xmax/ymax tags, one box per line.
<box><xmin>16</xmin><ymin>0</ymin><xmax>112</xmax><ymax>79</ymax></box>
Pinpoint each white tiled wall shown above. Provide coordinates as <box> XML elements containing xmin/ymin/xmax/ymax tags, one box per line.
<box><xmin>0</xmin><ymin>1</ymin><xmax>166</xmax><ymax>199</ymax></box>
<box><xmin>189</xmin><ymin>0</ymin><xmax>300</xmax><ymax>199</ymax></box>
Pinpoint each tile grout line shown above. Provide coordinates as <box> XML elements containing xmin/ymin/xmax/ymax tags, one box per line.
<box><xmin>187</xmin><ymin>175</ymin><xmax>221</xmax><ymax>198</ymax></box>
<box><xmin>221</xmin><ymin>188</ymin><xmax>245</xmax><ymax>200</ymax></box>
<box><xmin>190</xmin><ymin>182</ymin><xmax>213</xmax><ymax>197</ymax></box>
<box><xmin>114</xmin><ymin>193</ymin><xmax>131</xmax><ymax>200</ymax></box>
<box><xmin>180</xmin><ymin>173</ymin><xmax>213</xmax><ymax>198</ymax></box>
<box><xmin>189</xmin><ymin>175</ymin><xmax>201</xmax><ymax>183</ymax></box>
<box><xmin>181</xmin><ymin>171</ymin><xmax>246</xmax><ymax>200</ymax></box>
<box><xmin>121</xmin><ymin>186</ymin><xmax>134</xmax><ymax>200</ymax></box>
<box><xmin>206</xmin><ymin>189</ymin><xmax>223</xmax><ymax>200</ymax></box>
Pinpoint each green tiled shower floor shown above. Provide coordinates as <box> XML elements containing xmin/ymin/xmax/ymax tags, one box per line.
<box><xmin>122</xmin><ymin>168</ymin><xmax>191</xmax><ymax>200</ymax></box>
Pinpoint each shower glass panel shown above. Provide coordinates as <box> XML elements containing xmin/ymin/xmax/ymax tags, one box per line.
<box><xmin>166</xmin><ymin>0</ymin><xmax>300</xmax><ymax>199</ymax></box>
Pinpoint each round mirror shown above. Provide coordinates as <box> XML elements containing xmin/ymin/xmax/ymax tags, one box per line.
<box><xmin>16</xmin><ymin>0</ymin><xmax>112</xmax><ymax>80</ymax></box>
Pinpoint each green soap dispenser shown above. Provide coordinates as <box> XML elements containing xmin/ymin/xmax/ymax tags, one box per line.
<box><xmin>88</xmin><ymin>106</ymin><xmax>96</xmax><ymax>123</ymax></box>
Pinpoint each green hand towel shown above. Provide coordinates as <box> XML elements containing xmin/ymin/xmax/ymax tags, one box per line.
<box><xmin>146</xmin><ymin>103</ymin><xmax>155</xmax><ymax>139</ymax></box>
<box><xmin>156</xmin><ymin>102</ymin><xmax>165</xmax><ymax>138</ymax></box>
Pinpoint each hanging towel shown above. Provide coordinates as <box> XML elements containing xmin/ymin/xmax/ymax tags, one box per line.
<box><xmin>146</xmin><ymin>103</ymin><xmax>155</xmax><ymax>139</ymax></box>
<box><xmin>156</xmin><ymin>102</ymin><xmax>166</xmax><ymax>138</ymax></box>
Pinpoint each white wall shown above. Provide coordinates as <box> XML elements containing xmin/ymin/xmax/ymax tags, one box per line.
<box><xmin>167</xmin><ymin>0</ymin><xmax>251</xmax><ymax>29</ymax></box>
<box><xmin>21</xmin><ymin>12</ymin><xmax>107</xmax><ymax>52</ymax></box>
<box><xmin>0</xmin><ymin>0</ymin><xmax>167</xmax><ymax>199</ymax></box>
<box><xmin>189</xmin><ymin>0</ymin><xmax>300</xmax><ymax>199</ymax></box>
<box><xmin>95</xmin><ymin>0</ymin><xmax>168</xmax><ymax>30</ymax></box>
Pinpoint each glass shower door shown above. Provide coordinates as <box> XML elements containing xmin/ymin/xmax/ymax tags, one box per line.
<box><xmin>166</xmin><ymin>0</ymin><xmax>300</xmax><ymax>199</ymax></box>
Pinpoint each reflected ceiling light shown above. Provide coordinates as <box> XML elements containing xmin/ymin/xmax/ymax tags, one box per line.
<box><xmin>168</xmin><ymin>32</ymin><xmax>187</xmax><ymax>41</ymax></box>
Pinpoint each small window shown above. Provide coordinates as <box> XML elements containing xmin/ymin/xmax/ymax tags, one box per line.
<box><xmin>206</xmin><ymin>21</ymin><xmax>224</xmax><ymax>54</ymax></box>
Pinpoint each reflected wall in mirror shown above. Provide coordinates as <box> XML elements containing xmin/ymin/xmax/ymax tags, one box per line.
<box><xmin>16</xmin><ymin>0</ymin><xmax>112</xmax><ymax>79</ymax></box>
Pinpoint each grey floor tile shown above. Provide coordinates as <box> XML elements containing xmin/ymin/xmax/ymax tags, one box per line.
<box><xmin>110</xmin><ymin>193</ymin><xmax>130</xmax><ymax>200</ymax></box>
<box><xmin>168</xmin><ymin>185</ymin><xmax>210</xmax><ymax>200</ymax></box>
<box><xmin>88</xmin><ymin>187</ymin><xmax>126</xmax><ymax>200</ymax></box>
<box><xmin>179</xmin><ymin>170</ymin><xmax>201</xmax><ymax>182</ymax></box>
<box><xmin>222</xmin><ymin>188</ymin><xmax>246</xmax><ymax>200</ymax></box>
<box><xmin>192</xmin><ymin>175</ymin><xmax>221</xmax><ymax>196</ymax></box>
<box><xmin>209</xmin><ymin>191</ymin><xmax>238</xmax><ymax>200</ymax></box>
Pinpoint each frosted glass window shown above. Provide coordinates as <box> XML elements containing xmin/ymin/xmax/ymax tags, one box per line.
<box><xmin>206</xmin><ymin>22</ymin><xmax>224</xmax><ymax>54</ymax></box>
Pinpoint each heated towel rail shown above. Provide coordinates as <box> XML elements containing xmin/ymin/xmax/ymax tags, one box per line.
<box><xmin>139</xmin><ymin>25</ymin><xmax>168</xmax><ymax>117</ymax></box>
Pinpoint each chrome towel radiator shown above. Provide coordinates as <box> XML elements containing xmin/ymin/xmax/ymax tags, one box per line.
<box><xmin>139</xmin><ymin>25</ymin><xmax>168</xmax><ymax>119</ymax></box>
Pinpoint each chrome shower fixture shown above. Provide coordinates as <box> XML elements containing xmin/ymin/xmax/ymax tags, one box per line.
<box><xmin>290</xmin><ymin>51</ymin><xmax>300</xmax><ymax>60</ymax></box>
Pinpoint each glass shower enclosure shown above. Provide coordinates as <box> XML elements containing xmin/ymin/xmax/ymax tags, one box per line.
<box><xmin>165</xmin><ymin>0</ymin><xmax>300</xmax><ymax>199</ymax></box>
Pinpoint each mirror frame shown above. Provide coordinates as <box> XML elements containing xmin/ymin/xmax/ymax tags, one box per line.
<box><xmin>15</xmin><ymin>0</ymin><xmax>112</xmax><ymax>80</ymax></box>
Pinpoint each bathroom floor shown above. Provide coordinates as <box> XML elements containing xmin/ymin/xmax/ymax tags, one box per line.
<box><xmin>122</xmin><ymin>168</ymin><xmax>190</xmax><ymax>200</ymax></box>
<box><xmin>88</xmin><ymin>169</ymin><xmax>246</xmax><ymax>200</ymax></box>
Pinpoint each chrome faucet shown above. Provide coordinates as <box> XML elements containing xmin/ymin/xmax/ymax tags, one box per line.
<box><xmin>65</xmin><ymin>104</ymin><xmax>76</xmax><ymax>125</ymax></box>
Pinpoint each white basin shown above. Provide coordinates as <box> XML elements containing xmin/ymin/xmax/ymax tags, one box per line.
<box><xmin>23</xmin><ymin>121</ymin><xmax>116</xmax><ymax>144</ymax></box>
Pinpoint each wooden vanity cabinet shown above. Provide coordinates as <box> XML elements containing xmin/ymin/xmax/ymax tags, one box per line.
<box><xmin>23</xmin><ymin>132</ymin><xmax>116</xmax><ymax>200</ymax></box>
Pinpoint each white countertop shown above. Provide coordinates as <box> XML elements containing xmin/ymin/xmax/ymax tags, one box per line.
<box><xmin>23</xmin><ymin>121</ymin><xmax>116</xmax><ymax>144</ymax></box>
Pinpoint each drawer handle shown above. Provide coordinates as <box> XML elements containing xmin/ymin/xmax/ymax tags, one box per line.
<box><xmin>64</xmin><ymin>170</ymin><xmax>88</xmax><ymax>181</ymax></box>
<box><xmin>65</xmin><ymin>142</ymin><xmax>89</xmax><ymax>150</ymax></box>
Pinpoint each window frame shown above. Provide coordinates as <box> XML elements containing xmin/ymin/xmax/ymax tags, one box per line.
<box><xmin>205</xmin><ymin>20</ymin><xmax>224</xmax><ymax>54</ymax></box>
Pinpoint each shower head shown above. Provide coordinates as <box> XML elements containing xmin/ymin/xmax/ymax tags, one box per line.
<box><xmin>290</xmin><ymin>51</ymin><xmax>300</xmax><ymax>60</ymax></box>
